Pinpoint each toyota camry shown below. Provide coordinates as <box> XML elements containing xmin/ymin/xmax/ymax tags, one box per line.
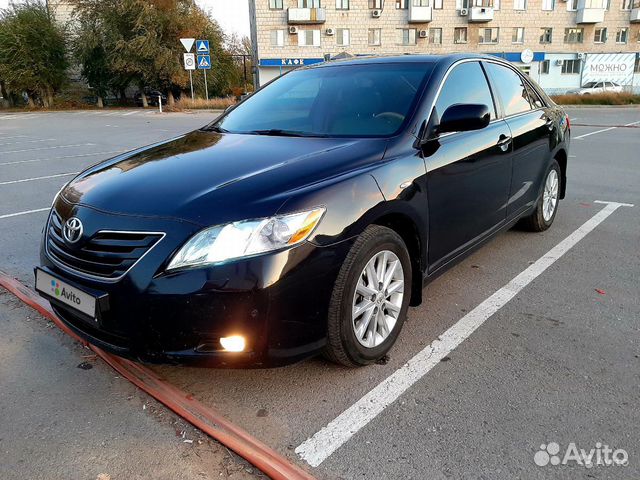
<box><xmin>36</xmin><ymin>54</ymin><xmax>570</xmax><ymax>367</ymax></box>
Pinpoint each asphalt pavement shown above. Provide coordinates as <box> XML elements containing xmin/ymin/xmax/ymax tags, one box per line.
<box><xmin>0</xmin><ymin>107</ymin><xmax>638</xmax><ymax>479</ymax></box>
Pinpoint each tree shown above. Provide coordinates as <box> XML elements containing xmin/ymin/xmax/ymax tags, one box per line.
<box><xmin>0</xmin><ymin>1</ymin><xmax>68</xmax><ymax>107</ymax></box>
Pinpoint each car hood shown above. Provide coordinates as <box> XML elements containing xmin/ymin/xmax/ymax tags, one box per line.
<box><xmin>61</xmin><ymin>130</ymin><xmax>387</xmax><ymax>226</ymax></box>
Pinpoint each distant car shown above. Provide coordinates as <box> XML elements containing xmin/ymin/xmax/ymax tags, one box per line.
<box><xmin>37</xmin><ymin>54</ymin><xmax>570</xmax><ymax>368</ymax></box>
<box><xmin>573</xmin><ymin>81</ymin><xmax>623</xmax><ymax>95</ymax></box>
<box><xmin>134</xmin><ymin>90</ymin><xmax>167</xmax><ymax>107</ymax></box>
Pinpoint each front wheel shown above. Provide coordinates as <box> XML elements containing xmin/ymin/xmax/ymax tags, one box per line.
<box><xmin>323</xmin><ymin>225</ymin><xmax>412</xmax><ymax>367</ymax></box>
<box><xmin>520</xmin><ymin>160</ymin><xmax>561</xmax><ymax>232</ymax></box>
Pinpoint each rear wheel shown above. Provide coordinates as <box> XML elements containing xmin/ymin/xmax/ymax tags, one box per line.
<box><xmin>520</xmin><ymin>159</ymin><xmax>561</xmax><ymax>232</ymax></box>
<box><xmin>323</xmin><ymin>225</ymin><xmax>411</xmax><ymax>367</ymax></box>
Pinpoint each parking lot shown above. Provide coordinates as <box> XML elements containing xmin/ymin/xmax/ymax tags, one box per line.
<box><xmin>1</xmin><ymin>107</ymin><xmax>639</xmax><ymax>479</ymax></box>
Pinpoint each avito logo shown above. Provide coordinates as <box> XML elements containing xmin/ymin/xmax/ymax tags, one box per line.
<box><xmin>50</xmin><ymin>280</ymin><xmax>82</xmax><ymax>306</ymax></box>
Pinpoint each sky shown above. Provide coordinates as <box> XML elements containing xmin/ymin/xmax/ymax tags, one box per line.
<box><xmin>0</xmin><ymin>0</ymin><xmax>251</xmax><ymax>38</ymax></box>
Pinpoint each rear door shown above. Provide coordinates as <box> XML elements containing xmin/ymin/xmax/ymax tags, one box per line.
<box><xmin>424</xmin><ymin>61</ymin><xmax>513</xmax><ymax>272</ymax></box>
<box><xmin>483</xmin><ymin>61</ymin><xmax>552</xmax><ymax>219</ymax></box>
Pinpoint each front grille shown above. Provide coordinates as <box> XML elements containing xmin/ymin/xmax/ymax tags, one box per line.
<box><xmin>46</xmin><ymin>210</ymin><xmax>164</xmax><ymax>281</ymax></box>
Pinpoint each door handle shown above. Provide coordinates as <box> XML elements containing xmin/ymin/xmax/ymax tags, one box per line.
<box><xmin>497</xmin><ymin>135</ymin><xmax>512</xmax><ymax>152</ymax></box>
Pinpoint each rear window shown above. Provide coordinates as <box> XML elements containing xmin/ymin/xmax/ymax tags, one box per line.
<box><xmin>215</xmin><ymin>62</ymin><xmax>434</xmax><ymax>138</ymax></box>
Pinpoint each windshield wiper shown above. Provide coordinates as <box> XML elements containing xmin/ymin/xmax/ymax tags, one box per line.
<box><xmin>246</xmin><ymin>129</ymin><xmax>328</xmax><ymax>138</ymax></box>
<box><xmin>202</xmin><ymin>125</ymin><xmax>228</xmax><ymax>133</ymax></box>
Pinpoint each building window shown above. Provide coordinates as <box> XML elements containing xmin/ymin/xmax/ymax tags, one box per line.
<box><xmin>413</xmin><ymin>0</ymin><xmax>430</xmax><ymax>5</ymax></box>
<box><xmin>434</xmin><ymin>0</ymin><xmax>444</xmax><ymax>8</ymax></box>
<box><xmin>429</xmin><ymin>27</ymin><xmax>442</xmax><ymax>44</ymax></box>
<box><xmin>564</xmin><ymin>28</ymin><xmax>584</xmax><ymax>43</ymax></box>
<box><xmin>616</xmin><ymin>27</ymin><xmax>629</xmax><ymax>43</ymax></box>
<box><xmin>336</xmin><ymin>0</ymin><xmax>350</xmax><ymax>8</ymax></box>
<box><xmin>270</xmin><ymin>30</ymin><xmax>285</xmax><ymax>47</ymax></box>
<box><xmin>541</xmin><ymin>0</ymin><xmax>554</xmax><ymax>10</ymax></box>
<box><xmin>539</xmin><ymin>27</ymin><xmax>553</xmax><ymax>43</ymax></box>
<box><xmin>567</xmin><ymin>0</ymin><xmax>578</xmax><ymax>10</ymax></box>
<box><xmin>635</xmin><ymin>56</ymin><xmax>640</xmax><ymax>73</ymax></box>
<box><xmin>594</xmin><ymin>27</ymin><xmax>607</xmax><ymax>43</ymax></box>
<box><xmin>336</xmin><ymin>28</ymin><xmax>350</xmax><ymax>46</ymax></box>
<box><xmin>299</xmin><ymin>0</ymin><xmax>321</xmax><ymax>7</ymax></box>
<box><xmin>479</xmin><ymin>28</ymin><xmax>499</xmax><ymax>44</ymax></box>
<box><xmin>397</xmin><ymin>28</ymin><xmax>417</xmax><ymax>45</ymax></box>
<box><xmin>512</xmin><ymin>27</ymin><xmax>525</xmax><ymax>43</ymax></box>
<box><xmin>454</xmin><ymin>27</ymin><xmax>468</xmax><ymax>44</ymax></box>
<box><xmin>540</xmin><ymin>60</ymin><xmax>550</xmax><ymax>74</ymax></box>
<box><xmin>298</xmin><ymin>29</ymin><xmax>321</xmax><ymax>46</ymax></box>
<box><xmin>514</xmin><ymin>0</ymin><xmax>526</xmax><ymax>9</ymax></box>
<box><xmin>396</xmin><ymin>0</ymin><xmax>408</xmax><ymax>7</ymax></box>
<box><xmin>561</xmin><ymin>59</ymin><xmax>581</xmax><ymax>74</ymax></box>
<box><xmin>622</xmin><ymin>0</ymin><xmax>632</xmax><ymax>9</ymax></box>
<box><xmin>269</xmin><ymin>0</ymin><xmax>283</xmax><ymax>9</ymax></box>
<box><xmin>368</xmin><ymin>28</ymin><xmax>382</xmax><ymax>45</ymax></box>
<box><xmin>370</xmin><ymin>0</ymin><xmax>384</xmax><ymax>8</ymax></box>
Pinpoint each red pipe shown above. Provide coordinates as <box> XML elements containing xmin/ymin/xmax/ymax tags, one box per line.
<box><xmin>0</xmin><ymin>271</ymin><xmax>316</xmax><ymax>480</ymax></box>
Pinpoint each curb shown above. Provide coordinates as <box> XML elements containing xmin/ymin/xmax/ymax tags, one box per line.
<box><xmin>0</xmin><ymin>271</ymin><xmax>316</xmax><ymax>480</ymax></box>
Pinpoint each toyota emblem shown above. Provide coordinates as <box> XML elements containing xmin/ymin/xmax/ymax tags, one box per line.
<box><xmin>63</xmin><ymin>217</ymin><xmax>83</xmax><ymax>243</ymax></box>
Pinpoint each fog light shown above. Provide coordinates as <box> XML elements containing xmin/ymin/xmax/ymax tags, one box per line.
<box><xmin>220</xmin><ymin>335</ymin><xmax>245</xmax><ymax>352</ymax></box>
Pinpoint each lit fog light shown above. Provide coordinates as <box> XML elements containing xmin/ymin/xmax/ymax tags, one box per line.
<box><xmin>220</xmin><ymin>335</ymin><xmax>246</xmax><ymax>352</ymax></box>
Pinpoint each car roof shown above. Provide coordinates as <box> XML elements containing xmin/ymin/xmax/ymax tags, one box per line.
<box><xmin>305</xmin><ymin>53</ymin><xmax>510</xmax><ymax>70</ymax></box>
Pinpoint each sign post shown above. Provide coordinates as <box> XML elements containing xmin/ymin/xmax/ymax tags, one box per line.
<box><xmin>196</xmin><ymin>40</ymin><xmax>211</xmax><ymax>101</ymax></box>
<box><xmin>180</xmin><ymin>38</ymin><xmax>196</xmax><ymax>101</ymax></box>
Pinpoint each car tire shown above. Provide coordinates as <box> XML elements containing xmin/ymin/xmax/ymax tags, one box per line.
<box><xmin>323</xmin><ymin>225</ymin><xmax>412</xmax><ymax>367</ymax></box>
<box><xmin>520</xmin><ymin>159</ymin><xmax>561</xmax><ymax>232</ymax></box>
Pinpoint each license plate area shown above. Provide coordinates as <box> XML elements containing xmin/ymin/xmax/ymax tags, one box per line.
<box><xmin>35</xmin><ymin>268</ymin><xmax>100</xmax><ymax>321</ymax></box>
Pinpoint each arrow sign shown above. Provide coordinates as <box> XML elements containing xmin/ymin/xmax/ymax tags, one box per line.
<box><xmin>196</xmin><ymin>40</ymin><xmax>209</xmax><ymax>54</ymax></box>
<box><xmin>180</xmin><ymin>38</ymin><xmax>195</xmax><ymax>52</ymax></box>
<box><xmin>183</xmin><ymin>53</ymin><xmax>195</xmax><ymax>70</ymax></box>
<box><xmin>197</xmin><ymin>55</ymin><xmax>211</xmax><ymax>69</ymax></box>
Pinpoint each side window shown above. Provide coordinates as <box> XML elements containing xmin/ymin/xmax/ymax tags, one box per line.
<box><xmin>524</xmin><ymin>82</ymin><xmax>544</xmax><ymax>109</ymax></box>
<box><xmin>484</xmin><ymin>63</ymin><xmax>533</xmax><ymax>116</ymax></box>
<box><xmin>434</xmin><ymin>62</ymin><xmax>496</xmax><ymax>123</ymax></box>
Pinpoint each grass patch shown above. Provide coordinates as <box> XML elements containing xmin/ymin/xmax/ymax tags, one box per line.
<box><xmin>551</xmin><ymin>92</ymin><xmax>640</xmax><ymax>105</ymax></box>
<box><xmin>168</xmin><ymin>96</ymin><xmax>236</xmax><ymax>111</ymax></box>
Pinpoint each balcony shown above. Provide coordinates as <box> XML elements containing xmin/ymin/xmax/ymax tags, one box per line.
<box><xmin>575</xmin><ymin>0</ymin><xmax>605</xmax><ymax>23</ymax></box>
<box><xmin>408</xmin><ymin>4</ymin><xmax>433</xmax><ymax>22</ymax></box>
<box><xmin>287</xmin><ymin>7</ymin><xmax>326</xmax><ymax>24</ymax></box>
<box><xmin>631</xmin><ymin>3</ymin><xmax>640</xmax><ymax>22</ymax></box>
<box><xmin>468</xmin><ymin>6</ymin><xmax>494</xmax><ymax>22</ymax></box>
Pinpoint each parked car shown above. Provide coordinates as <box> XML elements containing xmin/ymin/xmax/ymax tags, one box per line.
<box><xmin>36</xmin><ymin>54</ymin><xmax>570</xmax><ymax>367</ymax></box>
<box><xmin>573</xmin><ymin>81</ymin><xmax>623</xmax><ymax>95</ymax></box>
<box><xmin>134</xmin><ymin>90</ymin><xmax>167</xmax><ymax>107</ymax></box>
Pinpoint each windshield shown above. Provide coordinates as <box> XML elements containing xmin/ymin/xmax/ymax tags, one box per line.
<box><xmin>582</xmin><ymin>82</ymin><xmax>598</xmax><ymax>88</ymax></box>
<box><xmin>214</xmin><ymin>62</ymin><xmax>434</xmax><ymax>138</ymax></box>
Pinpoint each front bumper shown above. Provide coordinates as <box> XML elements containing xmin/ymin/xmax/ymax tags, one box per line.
<box><xmin>38</xmin><ymin>205</ymin><xmax>353</xmax><ymax>367</ymax></box>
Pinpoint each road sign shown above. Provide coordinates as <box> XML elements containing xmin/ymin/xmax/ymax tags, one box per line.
<box><xmin>183</xmin><ymin>53</ymin><xmax>195</xmax><ymax>70</ymax></box>
<box><xmin>197</xmin><ymin>55</ymin><xmax>211</xmax><ymax>70</ymax></box>
<box><xmin>196</xmin><ymin>40</ymin><xmax>209</xmax><ymax>54</ymax></box>
<box><xmin>180</xmin><ymin>38</ymin><xmax>195</xmax><ymax>52</ymax></box>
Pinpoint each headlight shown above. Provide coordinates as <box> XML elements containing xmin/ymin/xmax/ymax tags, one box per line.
<box><xmin>166</xmin><ymin>207</ymin><xmax>325</xmax><ymax>271</ymax></box>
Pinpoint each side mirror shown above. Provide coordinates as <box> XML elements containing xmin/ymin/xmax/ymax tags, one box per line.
<box><xmin>437</xmin><ymin>104</ymin><xmax>491</xmax><ymax>135</ymax></box>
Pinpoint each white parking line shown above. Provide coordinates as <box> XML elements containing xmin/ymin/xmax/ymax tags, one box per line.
<box><xmin>295</xmin><ymin>200</ymin><xmax>634</xmax><ymax>468</ymax></box>
<box><xmin>575</xmin><ymin>120</ymin><xmax>640</xmax><ymax>139</ymax></box>
<box><xmin>0</xmin><ymin>138</ymin><xmax>54</xmax><ymax>147</ymax></box>
<box><xmin>0</xmin><ymin>207</ymin><xmax>50</xmax><ymax>220</ymax></box>
<box><xmin>0</xmin><ymin>150</ymin><xmax>126</xmax><ymax>167</ymax></box>
<box><xmin>122</xmin><ymin>111</ymin><xmax>139</xmax><ymax>116</ymax></box>
<box><xmin>0</xmin><ymin>172</ymin><xmax>78</xmax><ymax>186</ymax></box>
<box><xmin>0</xmin><ymin>143</ymin><xmax>95</xmax><ymax>154</ymax></box>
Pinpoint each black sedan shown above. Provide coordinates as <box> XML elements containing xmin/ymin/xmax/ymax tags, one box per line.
<box><xmin>36</xmin><ymin>54</ymin><xmax>570</xmax><ymax>367</ymax></box>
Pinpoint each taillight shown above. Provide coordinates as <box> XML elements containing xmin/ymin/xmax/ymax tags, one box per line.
<box><xmin>566</xmin><ymin>114</ymin><xmax>570</xmax><ymax>130</ymax></box>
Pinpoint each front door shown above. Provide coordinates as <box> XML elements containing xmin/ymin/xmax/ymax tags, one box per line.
<box><xmin>423</xmin><ymin>61</ymin><xmax>513</xmax><ymax>272</ymax></box>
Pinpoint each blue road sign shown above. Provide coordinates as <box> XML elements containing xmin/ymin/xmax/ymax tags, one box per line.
<box><xmin>196</xmin><ymin>40</ymin><xmax>210</xmax><ymax>54</ymax></box>
<box><xmin>197</xmin><ymin>55</ymin><xmax>211</xmax><ymax>69</ymax></box>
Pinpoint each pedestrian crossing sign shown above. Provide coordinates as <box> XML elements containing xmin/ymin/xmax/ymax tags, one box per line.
<box><xmin>197</xmin><ymin>55</ymin><xmax>211</xmax><ymax>70</ymax></box>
